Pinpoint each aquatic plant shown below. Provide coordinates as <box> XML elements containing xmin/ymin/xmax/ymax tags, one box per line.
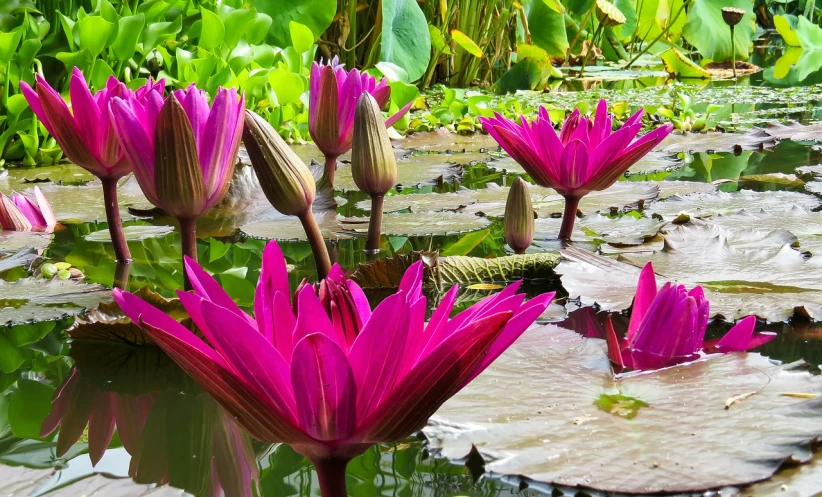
<box><xmin>351</xmin><ymin>93</ymin><xmax>398</xmax><ymax>253</ymax></box>
<box><xmin>606</xmin><ymin>262</ymin><xmax>774</xmax><ymax>371</ymax></box>
<box><xmin>113</xmin><ymin>240</ymin><xmax>554</xmax><ymax>497</ymax></box>
<box><xmin>480</xmin><ymin>100</ymin><xmax>673</xmax><ymax>239</ymax></box>
<box><xmin>242</xmin><ymin>109</ymin><xmax>332</xmax><ymax>279</ymax></box>
<box><xmin>20</xmin><ymin>69</ymin><xmax>163</xmax><ymax>260</ymax></box>
<box><xmin>503</xmin><ymin>177</ymin><xmax>534</xmax><ymax>254</ymax></box>
<box><xmin>110</xmin><ymin>86</ymin><xmax>244</xmax><ymax>278</ymax></box>
<box><xmin>0</xmin><ymin>186</ymin><xmax>56</xmax><ymax>232</ymax></box>
<box><xmin>309</xmin><ymin>57</ymin><xmax>411</xmax><ymax>186</ymax></box>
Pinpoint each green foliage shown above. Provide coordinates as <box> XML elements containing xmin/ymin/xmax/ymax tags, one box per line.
<box><xmin>250</xmin><ymin>0</ymin><xmax>335</xmax><ymax>48</ymax></box>
<box><xmin>682</xmin><ymin>0</ymin><xmax>756</xmax><ymax>62</ymax></box>
<box><xmin>381</xmin><ymin>0</ymin><xmax>432</xmax><ymax>82</ymax></box>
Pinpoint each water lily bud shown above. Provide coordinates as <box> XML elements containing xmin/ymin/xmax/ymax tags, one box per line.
<box><xmin>721</xmin><ymin>7</ymin><xmax>745</xmax><ymax>27</ymax></box>
<box><xmin>504</xmin><ymin>178</ymin><xmax>535</xmax><ymax>254</ymax></box>
<box><xmin>351</xmin><ymin>93</ymin><xmax>397</xmax><ymax>196</ymax></box>
<box><xmin>242</xmin><ymin>110</ymin><xmax>316</xmax><ymax>216</ymax></box>
<box><xmin>596</xmin><ymin>0</ymin><xmax>627</xmax><ymax>28</ymax></box>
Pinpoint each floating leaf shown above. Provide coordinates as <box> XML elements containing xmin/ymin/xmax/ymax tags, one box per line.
<box><xmin>0</xmin><ymin>278</ymin><xmax>112</xmax><ymax>326</ymax></box>
<box><xmin>660</xmin><ymin>48</ymin><xmax>711</xmax><ymax>78</ymax></box>
<box><xmin>647</xmin><ymin>189</ymin><xmax>821</xmax><ymax>219</ymax></box>
<box><xmin>0</xmin><ymin>248</ymin><xmax>38</xmax><ymax>272</ymax></box>
<box><xmin>84</xmin><ymin>225</ymin><xmax>174</xmax><ymax>242</ymax></box>
<box><xmin>343</xmin><ymin>212</ymin><xmax>491</xmax><ymax>237</ymax></box>
<box><xmin>425</xmin><ymin>326</ymin><xmax>822</xmax><ymax>494</ymax></box>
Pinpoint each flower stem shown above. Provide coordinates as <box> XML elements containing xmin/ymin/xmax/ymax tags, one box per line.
<box><xmin>559</xmin><ymin>195</ymin><xmax>581</xmax><ymax>240</ymax></box>
<box><xmin>730</xmin><ymin>26</ymin><xmax>737</xmax><ymax>80</ymax></box>
<box><xmin>324</xmin><ymin>155</ymin><xmax>338</xmax><ymax>188</ymax></box>
<box><xmin>312</xmin><ymin>457</ymin><xmax>350</xmax><ymax>497</ymax></box>
<box><xmin>299</xmin><ymin>210</ymin><xmax>332</xmax><ymax>280</ymax></box>
<box><xmin>113</xmin><ymin>261</ymin><xmax>131</xmax><ymax>290</ymax></box>
<box><xmin>100</xmin><ymin>177</ymin><xmax>131</xmax><ymax>263</ymax></box>
<box><xmin>366</xmin><ymin>194</ymin><xmax>384</xmax><ymax>253</ymax></box>
<box><xmin>178</xmin><ymin>217</ymin><xmax>198</xmax><ymax>291</ymax></box>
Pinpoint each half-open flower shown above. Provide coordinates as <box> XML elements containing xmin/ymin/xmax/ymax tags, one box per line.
<box><xmin>606</xmin><ymin>262</ymin><xmax>775</xmax><ymax>371</ymax></box>
<box><xmin>0</xmin><ymin>186</ymin><xmax>56</xmax><ymax>231</ymax></box>
<box><xmin>309</xmin><ymin>57</ymin><xmax>412</xmax><ymax>185</ymax></box>
<box><xmin>480</xmin><ymin>100</ymin><xmax>673</xmax><ymax>239</ymax></box>
<box><xmin>113</xmin><ymin>240</ymin><xmax>553</xmax><ymax>496</ymax></box>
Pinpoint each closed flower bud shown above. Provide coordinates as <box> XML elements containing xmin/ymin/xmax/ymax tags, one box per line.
<box><xmin>351</xmin><ymin>93</ymin><xmax>397</xmax><ymax>196</ymax></box>
<box><xmin>504</xmin><ymin>178</ymin><xmax>535</xmax><ymax>254</ymax></box>
<box><xmin>242</xmin><ymin>110</ymin><xmax>315</xmax><ymax>216</ymax></box>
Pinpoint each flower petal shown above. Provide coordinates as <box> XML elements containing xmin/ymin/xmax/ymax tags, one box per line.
<box><xmin>626</xmin><ymin>262</ymin><xmax>658</xmax><ymax>345</ymax></box>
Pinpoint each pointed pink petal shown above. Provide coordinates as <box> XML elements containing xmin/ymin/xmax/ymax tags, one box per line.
<box><xmin>626</xmin><ymin>262</ymin><xmax>658</xmax><ymax>344</ymax></box>
<box><xmin>292</xmin><ymin>285</ymin><xmax>345</xmax><ymax>351</ymax></box>
<box><xmin>716</xmin><ymin>316</ymin><xmax>764</xmax><ymax>351</ymax></box>
<box><xmin>604</xmin><ymin>316</ymin><xmax>625</xmax><ymax>369</ymax></box>
<box><xmin>291</xmin><ymin>333</ymin><xmax>357</xmax><ymax>441</ymax></box>
<box><xmin>87</xmin><ymin>396</ymin><xmax>115</xmax><ymax>466</ymax></box>
<box><xmin>33</xmin><ymin>187</ymin><xmax>56</xmax><ymax>227</ymax></box>
<box><xmin>385</xmin><ymin>99</ymin><xmax>413</xmax><ymax>128</ymax></box>
<box><xmin>184</xmin><ymin>255</ymin><xmax>255</xmax><ymax>327</ymax></box>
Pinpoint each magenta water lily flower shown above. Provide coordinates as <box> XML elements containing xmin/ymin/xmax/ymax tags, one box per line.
<box><xmin>606</xmin><ymin>262</ymin><xmax>775</xmax><ymax>371</ymax></box>
<box><xmin>110</xmin><ymin>86</ymin><xmax>244</xmax><ymax>268</ymax></box>
<box><xmin>310</xmin><ymin>57</ymin><xmax>412</xmax><ymax>186</ymax></box>
<box><xmin>480</xmin><ymin>100</ymin><xmax>673</xmax><ymax>239</ymax></box>
<box><xmin>113</xmin><ymin>240</ymin><xmax>553</xmax><ymax>497</ymax></box>
<box><xmin>20</xmin><ymin>68</ymin><xmax>165</xmax><ymax>261</ymax></box>
<box><xmin>0</xmin><ymin>186</ymin><xmax>56</xmax><ymax>231</ymax></box>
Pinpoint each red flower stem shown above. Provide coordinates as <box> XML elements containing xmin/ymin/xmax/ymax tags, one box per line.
<box><xmin>559</xmin><ymin>195</ymin><xmax>581</xmax><ymax>240</ymax></box>
<box><xmin>312</xmin><ymin>456</ymin><xmax>351</xmax><ymax>497</ymax></box>
<box><xmin>299</xmin><ymin>210</ymin><xmax>332</xmax><ymax>281</ymax></box>
<box><xmin>366</xmin><ymin>194</ymin><xmax>384</xmax><ymax>253</ymax></box>
<box><xmin>178</xmin><ymin>217</ymin><xmax>198</xmax><ymax>291</ymax></box>
<box><xmin>113</xmin><ymin>261</ymin><xmax>131</xmax><ymax>290</ymax></box>
<box><xmin>100</xmin><ymin>177</ymin><xmax>131</xmax><ymax>263</ymax></box>
<box><xmin>324</xmin><ymin>154</ymin><xmax>338</xmax><ymax>187</ymax></box>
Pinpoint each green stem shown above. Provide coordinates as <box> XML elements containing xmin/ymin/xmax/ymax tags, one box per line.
<box><xmin>730</xmin><ymin>25</ymin><xmax>737</xmax><ymax>80</ymax></box>
<box><xmin>346</xmin><ymin>0</ymin><xmax>358</xmax><ymax>68</ymax></box>
<box><xmin>625</xmin><ymin>0</ymin><xmax>689</xmax><ymax>68</ymax></box>
<box><xmin>366</xmin><ymin>194</ymin><xmax>384</xmax><ymax>253</ymax></box>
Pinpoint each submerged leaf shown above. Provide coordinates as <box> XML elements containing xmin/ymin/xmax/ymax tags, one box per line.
<box><xmin>0</xmin><ymin>278</ymin><xmax>112</xmax><ymax>326</ymax></box>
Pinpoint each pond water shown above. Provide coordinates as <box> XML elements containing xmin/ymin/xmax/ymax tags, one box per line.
<box><xmin>4</xmin><ymin>63</ymin><xmax>822</xmax><ymax>496</ymax></box>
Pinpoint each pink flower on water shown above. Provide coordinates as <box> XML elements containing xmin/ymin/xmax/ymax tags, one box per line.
<box><xmin>113</xmin><ymin>240</ymin><xmax>553</xmax><ymax>495</ymax></box>
<box><xmin>20</xmin><ymin>67</ymin><xmax>165</xmax><ymax>180</ymax></box>
<box><xmin>480</xmin><ymin>100</ymin><xmax>673</xmax><ymax>239</ymax></box>
<box><xmin>310</xmin><ymin>57</ymin><xmax>412</xmax><ymax>185</ymax></box>
<box><xmin>109</xmin><ymin>85</ymin><xmax>244</xmax><ymax>219</ymax></box>
<box><xmin>606</xmin><ymin>262</ymin><xmax>774</xmax><ymax>371</ymax></box>
<box><xmin>0</xmin><ymin>186</ymin><xmax>56</xmax><ymax>231</ymax></box>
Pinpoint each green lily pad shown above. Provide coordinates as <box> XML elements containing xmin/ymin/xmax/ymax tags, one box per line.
<box><xmin>0</xmin><ymin>231</ymin><xmax>52</xmax><ymax>253</ymax></box>
<box><xmin>655</xmin><ymin>129</ymin><xmax>776</xmax><ymax>154</ymax></box>
<box><xmin>425</xmin><ymin>326</ymin><xmax>822</xmax><ymax>494</ymax></box>
<box><xmin>656</xmin><ymin>180</ymin><xmax>718</xmax><ymax>198</ymax></box>
<box><xmin>558</xmin><ymin>221</ymin><xmax>822</xmax><ymax>321</ymax></box>
<box><xmin>356</xmin><ymin>191</ymin><xmax>477</xmax><ymax>213</ymax></box>
<box><xmin>0</xmin><ymin>277</ymin><xmax>112</xmax><ymax>326</ymax></box>
<box><xmin>0</xmin><ymin>164</ymin><xmax>95</xmax><ymax>192</ymax></box>
<box><xmin>84</xmin><ymin>225</ymin><xmax>175</xmax><ymax>242</ymax></box>
<box><xmin>240</xmin><ymin>211</ymin><xmax>347</xmax><ymax>241</ymax></box>
<box><xmin>647</xmin><ymin>189</ymin><xmax>821</xmax><ymax>219</ymax></box>
<box><xmin>343</xmin><ymin>212</ymin><xmax>491</xmax><ymax>237</ymax></box>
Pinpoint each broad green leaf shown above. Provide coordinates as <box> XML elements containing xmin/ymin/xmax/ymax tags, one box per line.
<box><xmin>451</xmin><ymin>29</ymin><xmax>484</xmax><ymax>57</ymax></box>
<box><xmin>376</xmin><ymin>61</ymin><xmax>410</xmax><ymax>82</ymax></box>
<box><xmin>142</xmin><ymin>15</ymin><xmax>182</xmax><ymax>51</ymax></box>
<box><xmin>247</xmin><ymin>12</ymin><xmax>272</xmax><ymax>45</ymax></box>
<box><xmin>91</xmin><ymin>59</ymin><xmax>115</xmax><ymax>89</ymax></box>
<box><xmin>195</xmin><ymin>8</ymin><xmax>225</xmax><ymax>51</ymax></box>
<box><xmin>7</xmin><ymin>379</ymin><xmax>54</xmax><ymax>439</ymax></box>
<box><xmin>222</xmin><ymin>7</ymin><xmax>256</xmax><ymax>48</ymax></box>
<box><xmin>97</xmin><ymin>0</ymin><xmax>118</xmax><ymax>23</ymax></box>
<box><xmin>136</xmin><ymin>0</ymin><xmax>171</xmax><ymax>22</ymax></box>
<box><xmin>612</xmin><ymin>0</ymin><xmax>638</xmax><ymax>41</ymax></box>
<box><xmin>0</xmin><ymin>335</ymin><xmax>25</xmax><ymax>374</ymax></box>
<box><xmin>55</xmin><ymin>48</ymin><xmax>94</xmax><ymax>74</ymax></box>
<box><xmin>520</xmin><ymin>0</ymin><xmax>568</xmax><ymax>58</ymax></box>
<box><xmin>794</xmin><ymin>14</ymin><xmax>822</xmax><ymax>49</ymax></box>
<box><xmin>774</xmin><ymin>15</ymin><xmax>801</xmax><ymax>47</ymax></box>
<box><xmin>77</xmin><ymin>15</ymin><xmax>116</xmax><ymax>56</ymax></box>
<box><xmin>288</xmin><ymin>20</ymin><xmax>314</xmax><ymax>53</ymax></box>
<box><xmin>0</xmin><ymin>27</ymin><xmax>22</xmax><ymax>64</ymax></box>
<box><xmin>6</xmin><ymin>94</ymin><xmax>29</xmax><ymax>119</ymax></box>
<box><xmin>17</xmin><ymin>38</ymin><xmax>41</xmax><ymax>70</ymax></box>
<box><xmin>682</xmin><ymin>0</ymin><xmax>755</xmax><ymax>61</ymax></box>
<box><xmin>660</xmin><ymin>47</ymin><xmax>711</xmax><ymax>78</ymax></box>
<box><xmin>268</xmin><ymin>67</ymin><xmax>304</xmax><ymax>106</ymax></box>
<box><xmin>441</xmin><ymin>228</ymin><xmax>491</xmax><ymax>256</ymax></box>
<box><xmin>495</xmin><ymin>57</ymin><xmax>558</xmax><ymax>93</ymax></box>
<box><xmin>249</xmin><ymin>0</ymin><xmax>334</xmax><ymax>48</ymax></box>
<box><xmin>112</xmin><ymin>14</ymin><xmax>145</xmax><ymax>62</ymax></box>
<box><xmin>518</xmin><ymin>43</ymin><xmax>549</xmax><ymax>60</ymax></box>
<box><xmin>636</xmin><ymin>0</ymin><xmax>685</xmax><ymax>43</ymax></box>
<box><xmin>57</xmin><ymin>11</ymin><xmax>77</xmax><ymax>51</ymax></box>
<box><xmin>380</xmin><ymin>0</ymin><xmax>432</xmax><ymax>81</ymax></box>
<box><xmin>541</xmin><ymin>0</ymin><xmax>566</xmax><ymax>13</ymax></box>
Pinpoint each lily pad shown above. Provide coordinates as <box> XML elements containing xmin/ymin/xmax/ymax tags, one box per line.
<box><xmin>558</xmin><ymin>222</ymin><xmax>822</xmax><ymax>321</ymax></box>
<box><xmin>29</xmin><ymin>177</ymin><xmax>149</xmax><ymax>223</ymax></box>
<box><xmin>710</xmin><ymin>206</ymin><xmax>822</xmax><ymax>254</ymax></box>
<box><xmin>0</xmin><ymin>248</ymin><xmax>38</xmax><ymax>272</ymax></box>
<box><xmin>425</xmin><ymin>325</ymin><xmax>822</xmax><ymax>494</ymax></box>
<box><xmin>0</xmin><ymin>466</ymin><xmax>187</xmax><ymax>497</ymax></box>
<box><xmin>342</xmin><ymin>212</ymin><xmax>491</xmax><ymax>237</ymax></box>
<box><xmin>393</xmin><ymin>131</ymin><xmax>499</xmax><ymax>152</ymax></box>
<box><xmin>655</xmin><ymin>129</ymin><xmax>776</xmax><ymax>154</ymax></box>
<box><xmin>0</xmin><ymin>277</ymin><xmax>112</xmax><ymax>326</ymax></box>
<box><xmin>656</xmin><ymin>180</ymin><xmax>718</xmax><ymax>198</ymax></box>
<box><xmin>356</xmin><ymin>191</ymin><xmax>478</xmax><ymax>213</ymax></box>
<box><xmin>0</xmin><ymin>230</ymin><xmax>52</xmax><ymax>253</ymax></box>
<box><xmin>84</xmin><ymin>225</ymin><xmax>175</xmax><ymax>242</ymax></box>
<box><xmin>647</xmin><ymin>189</ymin><xmax>821</xmax><ymax>219</ymax></box>
<box><xmin>240</xmin><ymin>211</ymin><xmax>347</xmax><ymax>241</ymax></box>
<box><xmin>467</xmin><ymin>182</ymin><xmax>660</xmax><ymax>217</ymax></box>
<box><xmin>0</xmin><ymin>164</ymin><xmax>95</xmax><ymax>192</ymax></box>
<box><xmin>764</xmin><ymin>121</ymin><xmax>822</xmax><ymax>142</ymax></box>
<box><xmin>334</xmin><ymin>155</ymin><xmax>465</xmax><ymax>191</ymax></box>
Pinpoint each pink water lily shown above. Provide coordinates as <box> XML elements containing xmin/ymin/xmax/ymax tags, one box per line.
<box><xmin>110</xmin><ymin>86</ymin><xmax>244</xmax><ymax>267</ymax></box>
<box><xmin>0</xmin><ymin>186</ymin><xmax>56</xmax><ymax>231</ymax></box>
<box><xmin>20</xmin><ymin>68</ymin><xmax>165</xmax><ymax>261</ymax></box>
<box><xmin>480</xmin><ymin>100</ymin><xmax>673</xmax><ymax>239</ymax></box>
<box><xmin>113</xmin><ymin>240</ymin><xmax>553</xmax><ymax>497</ymax></box>
<box><xmin>606</xmin><ymin>262</ymin><xmax>774</xmax><ymax>371</ymax></box>
<box><xmin>310</xmin><ymin>57</ymin><xmax>412</xmax><ymax>186</ymax></box>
